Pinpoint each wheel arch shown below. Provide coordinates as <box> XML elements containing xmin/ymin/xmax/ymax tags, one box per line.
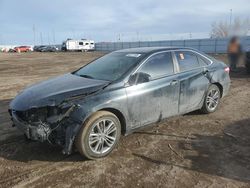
<box><xmin>211</xmin><ymin>82</ymin><xmax>223</xmax><ymax>97</ymax></box>
<box><xmin>98</xmin><ymin>108</ymin><xmax>127</xmax><ymax>135</ymax></box>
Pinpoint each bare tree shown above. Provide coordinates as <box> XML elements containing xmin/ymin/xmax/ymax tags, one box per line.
<box><xmin>210</xmin><ymin>17</ymin><xmax>250</xmax><ymax>38</ymax></box>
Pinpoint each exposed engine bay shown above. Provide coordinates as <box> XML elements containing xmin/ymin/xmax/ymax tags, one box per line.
<box><xmin>9</xmin><ymin>102</ymin><xmax>80</xmax><ymax>154</ymax></box>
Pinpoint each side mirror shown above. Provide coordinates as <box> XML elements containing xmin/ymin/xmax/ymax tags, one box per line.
<box><xmin>128</xmin><ymin>72</ymin><xmax>151</xmax><ymax>85</ymax></box>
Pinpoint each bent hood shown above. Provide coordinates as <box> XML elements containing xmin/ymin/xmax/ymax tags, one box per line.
<box><xmin>10</xmin><ymin>73</ymin><xmax>109</xmax><ymax>111</ymax></box>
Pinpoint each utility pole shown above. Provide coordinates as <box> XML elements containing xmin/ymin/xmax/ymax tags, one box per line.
<box><xmin>189</xmin><ymin>32</ymin><xmax>192</xmax><ymax>39</ymax></box>
<box><xmin>229</xmin><ymin>9</ymin><xmax>233</xmax><ymax>36</ymax></box>
<box><xmin>40</xmin><ymin>32</ymin><xmax>43</xmax><ymax>45</ymax></box>
<box><xmin>136</xmin><ymin>31</ymin><xmax>140</xmax><ymax>41</ymax></box>
<box><xmin>33</xmin><ymin>24</ymin><xmax>36</xmax><ymax>45</ymax></box>
<box><xmin>117</xmin><ymin>33</ymin><xmax>123</xmax><ymax>42</ymax></box>
<box><xmin>47</xmin><ymin>32</ymin><xmax>50</xmax><ymax>45</ymax></box>
<box><xmin>229</xmin><ymin>9</ymin><xmax>233</xmax><ymax>26</ymax></box>
<box><xmin>52</xmin><ymin>29</ymin><xmax>56</xmax><ymax>44</ymax></box>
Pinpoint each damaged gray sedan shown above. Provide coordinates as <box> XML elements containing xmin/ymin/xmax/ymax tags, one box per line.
<box><xmin>9</xmin><ymin>47</ymin><xmax>231</xmax><ymax>159</ymax></box>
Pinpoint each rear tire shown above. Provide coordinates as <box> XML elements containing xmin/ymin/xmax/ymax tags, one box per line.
<box><xmin>201</xmin><ymin>84</ymin><xmax>221</xmax><ymax>114</ymax></box>
<box><xmin>76</xmin><ymin>111</ymin><xmax>121</xmax><ymax>159</ymax></box>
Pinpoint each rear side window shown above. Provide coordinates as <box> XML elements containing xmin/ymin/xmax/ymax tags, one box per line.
<box><xmin>139</xmin><ymin>52</ymin><xmax>174</xmax><ymax>79</ymax></box>
<box><xmin>197</xmin><ymin>55</ymin><xmax>210</xmax><ymax>66</ymax></box>
<box><xmin>79</xmin><ymin>42</ymin><xmax>83</xmax><ymax>45</ymax></box>
<box><xmin>175</xmin><ymin>51</ymin><xmax>200</xmax><ymax>71</ymax></box>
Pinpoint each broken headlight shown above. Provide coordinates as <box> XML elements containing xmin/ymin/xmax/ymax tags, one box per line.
<box><xmin>16</xmin><ymin>105</ymin><xmax>68</xmax><ymax>123</ymax></box>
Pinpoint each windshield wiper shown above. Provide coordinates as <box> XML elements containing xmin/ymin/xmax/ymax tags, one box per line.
<box><xmin>78</xmin><ymin>74</ymin><xmax>94</xmax><ymax>79</ymax></box>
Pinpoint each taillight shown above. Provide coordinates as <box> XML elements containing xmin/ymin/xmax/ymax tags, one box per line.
<box><xmin>224</xmin><ymin>67</ymin><xmax>230</xmax><ymax>73</ymax></box>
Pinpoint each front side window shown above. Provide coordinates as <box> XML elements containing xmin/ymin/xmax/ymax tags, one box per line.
<box><xmin>139</xmin><ymin>52</ymin><xmax>174</xmax><ymax>80</ymax></box>
<box><xmin>175</xmin><ymin>51</ymin><xmax>200</xmax><ymax>72</ymax></box>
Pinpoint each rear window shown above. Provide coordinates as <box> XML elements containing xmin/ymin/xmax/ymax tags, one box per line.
<box><xmin>197</xmin><ymin>55</ymin><xmax>210</xmax><ymax>66</ymax></box>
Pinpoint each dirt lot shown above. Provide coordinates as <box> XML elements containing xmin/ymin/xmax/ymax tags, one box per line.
<box><xmin>0</xmin><ymin>52</ymin><xmax>250</xmax><ymax>188</ymax></box>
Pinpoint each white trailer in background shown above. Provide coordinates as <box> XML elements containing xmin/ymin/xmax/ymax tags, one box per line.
<box><xmin>62</xmin><ymin>39</ymin><xmax>95</xmax><ymax>51</ymax></box>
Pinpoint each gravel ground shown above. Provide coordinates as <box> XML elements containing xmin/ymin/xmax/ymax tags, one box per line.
<box><xmin>0</xmin><ymin>52</ymin><xmax>250</xmax><ymax>188</ymax></box>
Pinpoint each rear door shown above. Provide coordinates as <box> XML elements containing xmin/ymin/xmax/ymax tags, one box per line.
<box><xmin>125</xmin><ymin>51</ymin><xmax>180</xmax><ymax>127</ymax></box>
<box><xmin>174</xmin><ymin>51</ymin><xmax>210</xmax><ymax>113</ymax></box>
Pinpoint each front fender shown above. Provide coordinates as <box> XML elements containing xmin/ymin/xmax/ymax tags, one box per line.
<box><xmin>63</xmin><ymin>87</ymin><xmax>129</xmax><ymax>154</ymax></box>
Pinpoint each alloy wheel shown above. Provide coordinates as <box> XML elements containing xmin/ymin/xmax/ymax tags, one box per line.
<box><xmin>206</xmin><ymin>89</ymin><xmax>220</xmax><ymax>111</ymax></box>
<box><xmin>88</xmin><ymin>119</ymin><xmax>117</xmax><ymax>154</ymax></box>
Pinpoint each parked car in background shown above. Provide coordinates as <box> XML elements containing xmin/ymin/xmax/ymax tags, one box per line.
<box><xmin>39</xmin><ymin>46</ymin><xmax>59</xmax><ymax>52</ymax></box>
<box><xmin>34</xmin><ymin>45</ymin><xmax>58</xmax><ymax>52</ymax></box>
<box><xmin>0</xmin><ymin>46</ymin><xmax>16</xmax><ymax>52</ymax></box>
<box><xmin>9</xmin><ymin>47</ymin><xmax>231</xmax><ymax>159</ymax></box>
<box><xmin>8</xmin><ymin>48</ymin><xmax>16</xmax><ymax>53</ymax></box>
<box><xmin>14</xmin><ymin>46</ymin><xmax>31</xmax><ymax>52</ymax></box>
<box><xmin>62</xmin><ymin>39</ymin><xmax>95</xmax><ymax>51</ymax></box>
<box><xmin>33</xmin><ymin>45</ymin><xmax>45</xmax><ymax>52</ymax></box>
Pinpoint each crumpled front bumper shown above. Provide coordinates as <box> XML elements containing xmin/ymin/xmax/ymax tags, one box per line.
<box><xmin>9</xmin><ymin>103</ymin><xmax>83</xmax><ymax>155</ymax></box>
<box><xmin>11</xmin><ymin>110</ymin><xmax>51</xmax><ymax>142</ymax></box>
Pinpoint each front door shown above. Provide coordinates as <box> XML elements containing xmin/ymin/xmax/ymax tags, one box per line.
<box><xmin>126</xmin><ymin>51</ymin><xmax>179</xmax><ymax>128</ymax></box>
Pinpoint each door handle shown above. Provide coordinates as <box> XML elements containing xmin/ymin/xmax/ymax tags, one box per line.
<box><xmin>170</xmin><ymin>80</ymin><xmax>179</xmax><ymax>86</ymax></box>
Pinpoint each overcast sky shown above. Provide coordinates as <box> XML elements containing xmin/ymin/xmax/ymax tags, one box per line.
<box><xmin>0</xmin><ymin>0</ymin><xmax>249</xmax><ymax>45</ymax></box>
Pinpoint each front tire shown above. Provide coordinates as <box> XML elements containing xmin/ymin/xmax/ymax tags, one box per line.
<box><xmin>76</xmin><ymin>111</ymin><xmax>121</xmax><ymax>159</ymax></box>
<box><xmin>201</xmin><ymin>84</ymin><xmax>221</xmax><ymax>114</ymax></box>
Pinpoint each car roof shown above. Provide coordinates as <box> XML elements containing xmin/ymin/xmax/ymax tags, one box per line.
<box><xmin>115</xmin><ymin>47</ymin><xmax>196</xmax><ymax>54</ymax></box>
